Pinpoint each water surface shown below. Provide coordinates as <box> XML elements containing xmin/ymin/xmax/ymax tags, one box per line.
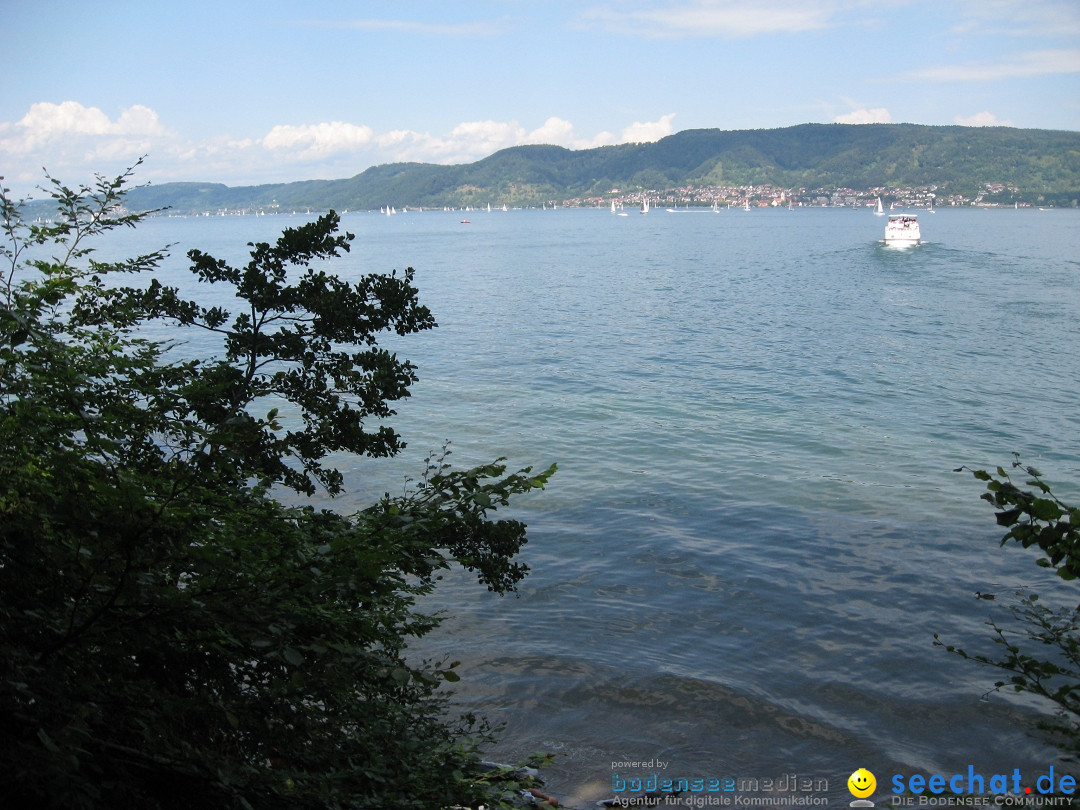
<box><xmin>110</xmin><ymin>206</ymin><xmax>1080</xmax><ymax>804</ymax></box>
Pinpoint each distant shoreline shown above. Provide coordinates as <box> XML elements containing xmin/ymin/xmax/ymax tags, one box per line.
<box><xmin>98</xmin><ymin>124</ymin><xmax>1079</xmax><ymax>215</ymax></box>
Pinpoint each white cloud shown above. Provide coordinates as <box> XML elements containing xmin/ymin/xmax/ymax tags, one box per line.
<box><xmin>525</xmin><ymin>117</ymin><xmax>576</xmax><ymax>144</ymax></box>
<box><xmin>22</xmin><ymin>101</ymin><xmax>110</xmax><ymax>139</ymax></box>
<box><xmin>0</xmin><ymin>101</ymin><xmax>174</xmax><ymax>192</ymax></box>
<box><xmin>949</xmin><ymin>0</ymin><xmax>1080</xmax><ymax>38</ymax></box>
<box><xmin>621</xmin><ymin>113</ymin><xmax>677</xmax><ymax>142</ymax></box>
<box><xmin>262</xmin><ymin>121</ymin><xmax>375</xmax><ymax>158</ymax></box>
<box><xmin>580</xmin><ymin>0</ymin><xmax>847</xmax><ymax>38</ymax></box>
<box><xmin>365</xmin><ymin>121</ymin><xmax>523</xmax><ymax>166</ymax></box>
<box><xmin>899</xmin><ymin>48</ymin><xmax>1080</xmax><ymax>82</ymax></box>
<box><xmin>368</xmin><ymin>114</ymin><xmax>673</xmax><ymax>166</ymax></box>
<box><xmin>955</xmin><ymin>111</ymin><xmax>1015</xmax><ymax>127</ymax></box>
<box><xmin>448</xmin><ymin>120</ymin><xmax>528</xmax><ymax>155</ymax></box>
<box><xmin>524</xmin><ymin>117</ymin><xmax>620</xmax><ymax>149</ymax></box>
<box><xmin>114</xmin><ymin>105</ymin><xmax>167</xmax><ymax>137</ymax></box>
<box><xmin>834</xmin><ymin>107</ymin><xmax>892</xmax><ymax>124</ymax></box>
<box><xmin>1</xmin><ymin>100</ymin><xmax>683</xmax><ymax>194</ymax></box>
<box><xmin>3</xmin><ymin>101</ymin><xmax>165</xmax><ymax>154</ymax></box>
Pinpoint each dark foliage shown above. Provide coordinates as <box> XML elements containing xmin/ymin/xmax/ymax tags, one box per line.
<box><xmin>0</xmin><ymin>164</ymin><xmax>554</xmax><ymax>808</ymax></box>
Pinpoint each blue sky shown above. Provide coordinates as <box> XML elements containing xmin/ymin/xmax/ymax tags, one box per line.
<box><xmin>2</xmin><ymin>0</ymin><xmax>1078</xmax><ymax>195</ymax></box>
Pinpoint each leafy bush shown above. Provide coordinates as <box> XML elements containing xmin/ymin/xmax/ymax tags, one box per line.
<box><xmin>0</xmin><ymin>165</ymin><xmax>554</xmax><ymax>808</ymax></box>
<box><xmin>937</xmin><ymin>456</ymin><xmax>1080</xmax><ymax>757</ymax></box>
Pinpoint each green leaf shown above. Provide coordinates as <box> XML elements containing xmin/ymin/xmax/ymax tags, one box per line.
<box><xmin>1031</xmin><ymin>498</ymin><xmax>1062</xmax><ymax>521</ymax></box>
<box><xmin>995</xmin><ymin>508</ymin><xmax>1023</xmax><ymax>527</ymax></box>
<box><xmin>37</xmin><ymin>728</ymin><xmax>60</xmax><ymax>753</ymax></box>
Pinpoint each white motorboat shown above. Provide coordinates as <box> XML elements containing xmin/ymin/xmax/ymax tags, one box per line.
<box><xmin>883</xmin><ymin>214</ymin><xmax>921</xmax><ymax>247</ymax></box>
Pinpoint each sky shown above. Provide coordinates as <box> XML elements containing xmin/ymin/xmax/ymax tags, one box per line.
<box><xmin>2</xmin><ymin>0</ymin><xmax>1079</xmax><ymax>196</ymax></box>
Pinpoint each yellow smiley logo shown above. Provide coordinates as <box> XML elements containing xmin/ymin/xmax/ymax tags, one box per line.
<box><xmin>848</xmin><ymin>768</ymin><xmax>876</xmax><ymax>798</ymax></box>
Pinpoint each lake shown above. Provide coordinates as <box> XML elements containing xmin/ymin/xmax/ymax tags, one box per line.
<box><xmin>105</xmin><ymin>205</ymin><xmax>1080</xmax><ymax>805</ymax></box>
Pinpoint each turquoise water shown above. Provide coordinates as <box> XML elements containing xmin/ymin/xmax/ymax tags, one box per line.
<box><xmin>111</xmin><ymin>207</ymin><xmax>1080</xmax><ymax>803</ymax></box>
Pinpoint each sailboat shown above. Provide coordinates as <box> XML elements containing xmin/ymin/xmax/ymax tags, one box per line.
<box><xmin>743</xmin><ymin>199</ymin><xmax>751</xmax><ymax>212</ymax></box>
<box><xmin>641</xmin><ymin>197</ymin><xmax>650</xmax><ymax>214</ymax></box>
<box><xmin>874</xmin><ymin>197</ymin><xmax>886</xmax><ymax>216</ymax></box>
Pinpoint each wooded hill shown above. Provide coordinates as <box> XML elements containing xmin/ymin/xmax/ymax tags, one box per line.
<box><xmin>127</xmin><ymin>123</ymin><xmax>1080</xmax><ymax>212</ymax></box>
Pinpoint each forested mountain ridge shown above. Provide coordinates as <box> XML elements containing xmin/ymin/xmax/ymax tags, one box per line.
<box><xmin>125</xmin><ymin>123</ymin><xmax>1080</xmax><ymax>212</ymax></box>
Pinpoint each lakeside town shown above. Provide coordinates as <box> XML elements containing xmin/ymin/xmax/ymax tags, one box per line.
<box><xmin>148</xmin><ymin>181</ymin><xmax>1046</xmax><ymax>219</ymax></box>
<box><xmin>570</xmin><ymin>181</ymin><xmax>1033</xmax><ymax>211</ymax></box>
